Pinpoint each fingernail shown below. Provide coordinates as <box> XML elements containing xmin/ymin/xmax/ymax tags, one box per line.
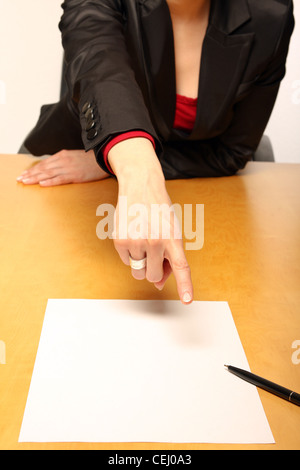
<box><xmin>16</xmin><ymin>176</ymin><xmax>23</xmax><ymax>181</ymax></box>
<box><xmin>22</xmin><ymin>178</ymin><xmax>31</xmax><ymax>183</ymax></box>
<box><xmin>182</xmin><ymin>292</ymin><xmax>192</xmax><ymax>304</ymax></box>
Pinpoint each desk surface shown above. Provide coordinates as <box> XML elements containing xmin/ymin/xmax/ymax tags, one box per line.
<box><xmin>0</xmin><ymin>154</ymin><xmax>299</xmax><ymax>450</ymax></box>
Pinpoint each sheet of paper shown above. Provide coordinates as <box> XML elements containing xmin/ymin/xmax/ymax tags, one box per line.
<box><xmin>19</xmin><ymin>299</ymin><xmax>274</xmax><ymax>444</ymax></box>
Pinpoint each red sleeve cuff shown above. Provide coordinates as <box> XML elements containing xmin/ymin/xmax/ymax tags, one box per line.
<box><xmin>102</xmin><ymin>131</ymin><xmax>156</xmax><ymax>174</ymax></box>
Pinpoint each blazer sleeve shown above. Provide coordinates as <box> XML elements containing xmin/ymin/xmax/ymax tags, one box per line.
<box><xmin>159</xmin><ymin>1</ymin><xmax>295</xmax><ymax>179</ymax></box>
<box><xmin>59</xmin><ymin>0</ymin><xmax>159</xmax><ymax>165</ymax></box>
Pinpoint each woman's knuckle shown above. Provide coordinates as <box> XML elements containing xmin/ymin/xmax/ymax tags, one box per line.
<box><xmin>147</xmin><ymin>238</ymin><xmax>162</xmax><ymax>249</ymax></box>
<box><xmin>59</xmin><ymin>149</ymin><xmax>68</xmax><ymax>157</ymax></box>
<box><xmin>113</xmin><ymin>238</ymin><xmax>128</xmax><ymax>250</ymax></box>
<box><xmin>173</xmin><ymin>256</ymin><xmax>190</xmax><ymax>272</ymax></box>
<box><xmin>129</xmin><ymin>238</ymin><xmax>145</xmax><ymax>251</ymax></box>
<box><xmin>53</xmin><ymin>175</ymin><xmax>66</xmax><ymax>186</ymax></box>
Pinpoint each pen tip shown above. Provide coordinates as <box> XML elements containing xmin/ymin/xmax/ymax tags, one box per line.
<box><xmin>224</xmin><ymin>364</ymin><xmax>229</xmax><ymax>369</ymax></box>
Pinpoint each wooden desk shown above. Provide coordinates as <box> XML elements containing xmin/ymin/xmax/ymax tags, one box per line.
<box><xmin>0</xmin><ymin>154</ymin><xmax>299</xmax><ymax>450</ymax></box>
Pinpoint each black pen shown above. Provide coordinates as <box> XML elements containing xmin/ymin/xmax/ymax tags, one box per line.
<box><xmin>225</xmin><ymin>365</ymin><xmax>300</xmax><ymax>406</ymax></box>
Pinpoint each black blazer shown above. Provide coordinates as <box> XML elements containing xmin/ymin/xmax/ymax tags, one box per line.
<box><xmin>25</xmin><ymin>0</ymin><xmax>294</xmax><ymax>179</ymax></box>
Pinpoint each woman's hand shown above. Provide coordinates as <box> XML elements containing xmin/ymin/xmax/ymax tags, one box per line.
<box><xmin>108</xmin><ymin>137</ymin><xmax>193</xmax><ymax>304</ymax></box>
<box><xmin>17</xmin><ymin>149</ymin><xmax>108</xmax><ymax>186</ymax></box>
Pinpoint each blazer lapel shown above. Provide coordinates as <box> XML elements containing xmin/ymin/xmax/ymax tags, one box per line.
<box><xmin>139</xmin><ymin>0</ymin><xmax>255</xmax><ymax>140</ymax></box>
<box><xmin>139</xmin><ymin>0</ymin><xmax>176</xmax><ymax>139</ymax></box>
<box><xmin>191</xmin><ymin>0</ymin><xmax>255</xmax><ymax>139</ymax></box>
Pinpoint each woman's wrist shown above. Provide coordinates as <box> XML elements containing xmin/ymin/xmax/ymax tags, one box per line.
<box><xmin>107</xmin><ymin>137</ymin><xmax>165</xmax><ymax>186</ymax></box>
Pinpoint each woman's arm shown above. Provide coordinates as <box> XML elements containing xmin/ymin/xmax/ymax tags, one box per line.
<box><xmin>59</xmin><ymin>0</ymin><xmax>159</xmax><ymax>154</ymax></box>
<box><xmin>59</xmin><ymin>0</ymin><xmax>193</xmax><ymax>301</ymax></box>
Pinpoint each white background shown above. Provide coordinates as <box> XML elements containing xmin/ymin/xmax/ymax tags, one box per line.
<box><xmin>0</xmin><ymin>0</ymin><xmax>299</xmax><ymax>161</ymax></box>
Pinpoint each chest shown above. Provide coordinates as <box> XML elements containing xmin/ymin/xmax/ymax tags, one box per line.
<box><xmin>171</xmin><ymin>18</ymin><xmax>208</xmax><ymax>98</ymax></box>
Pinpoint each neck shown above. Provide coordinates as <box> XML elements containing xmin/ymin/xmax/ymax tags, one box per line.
<box><xmin>166</xmin><ymin>0</ymin><xmax>210</xmax><ymax>21</ymax></box>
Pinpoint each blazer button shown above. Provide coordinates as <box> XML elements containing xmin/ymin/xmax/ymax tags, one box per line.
<box><xmin>82</xmin><ymin>102</ymin><xmax>91</xmax><ymax>114</ymax></box>
<box><xmin>86</xmin><ymin>119</ymin><xmax>95</xmax><ymax>132</ymax></box>
<box><xmin>87</xmin><ymin>128</ymin><xmax>98</xmax><ymax>140</ymax></box>
<box><xmin>85</xmin><ymin>108</ymin><xmax>94</xmax><ymax>121</ymax></box>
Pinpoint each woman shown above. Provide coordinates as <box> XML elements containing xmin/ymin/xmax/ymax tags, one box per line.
<box><xmin>17</xmin><ymin>0</ymin><xmax>294</xmax><ymax>303</ymax></box>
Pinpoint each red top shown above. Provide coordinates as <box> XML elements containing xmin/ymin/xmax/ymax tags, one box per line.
<box><xmin>173</xmin><ymin>94</ymin><xmax>198</xmax><ymax>131</ymax></box>
<box><xmin>102</xmin><ymin>94</ymin><xmax>198</xmax><ymax>173</ymax></box>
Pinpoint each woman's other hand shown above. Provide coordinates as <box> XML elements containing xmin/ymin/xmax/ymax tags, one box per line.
<box><xmin>17</xmin><ymin>149</ymin><xmax>108</xmax><ymax>186</ymax></box>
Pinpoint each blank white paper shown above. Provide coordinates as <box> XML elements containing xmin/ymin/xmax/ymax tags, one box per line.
<box><xmin>19</xmin><ymin>300</ymin><xmax>274</xmax><ymax>443</ymax></box>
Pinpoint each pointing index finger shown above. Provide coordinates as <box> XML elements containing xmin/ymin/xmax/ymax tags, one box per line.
<box><xmin>166</xmin><ymin>240</ymin><xmax>193</xmax><ymax>305</ymax></box>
